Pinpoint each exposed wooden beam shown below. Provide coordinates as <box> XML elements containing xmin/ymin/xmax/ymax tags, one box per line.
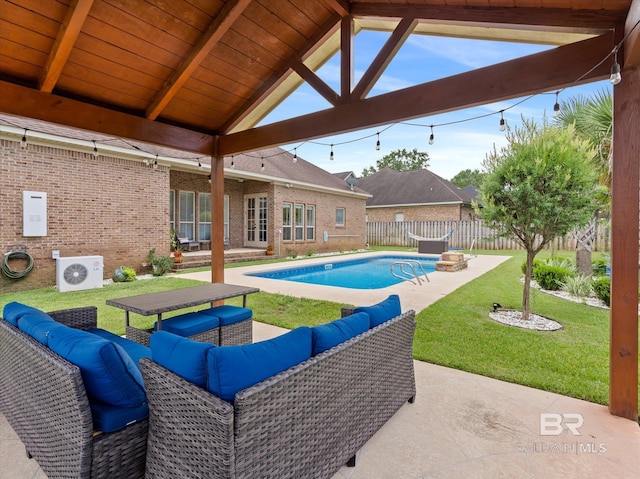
<box><xmin>609</xmin><ymin>65</ymin><xmax>639</xmax><ymax>421</ymax></box>
<box><xmin>290</xmin><ymin>61</ymin><xmax>339</xmax><ymax>106</ymax></box>
<box><xmin>145</xmin><ymin>0</ymin><xmax>251</xmax><ymax>120</ymax></box>
<box><xmin>220</xmin><ymin>15</ymin><xmax>342</xmax><ymax>133</ymax></box>
<box><xmin>325</xmin><ymin>0</ymin><xmax>350</xmax><ymax>17</ymax></box>
<box><xmin>38</xmin><ymin>0</ymin><xmax>94</xmax><ymax>92</ymax></box>
<box><xmin>219</xmin><ymin>32</ymin><xmax>613</xmax><ymax>155</ymax></box>
<box><xmin>352</xmin><ymin>17</ymin><xmax>417</xmax><ymax>100</ymax></box>
<box><xmin>210</xmin><ymin>151</ymin><xmax>225</xmax><ymax>284</ymax></box>
<box><xmin>623</xmin><ymin>0</ymin><xmax>640</xmax><ymax>68</ymax></box>
<box><xmin>340</xmin><ymin>16</ymin><xmax>354</xmax><ymax>102</ymax></box>
<box><xmin>352</xmin><ymin>3</ymin><xmax>625</xmax><ymax>32</ymax></box>
<box><xmin>0</xmin><ymin>80</ymin><xmax>214</xmax><ymax>154</ymax></box>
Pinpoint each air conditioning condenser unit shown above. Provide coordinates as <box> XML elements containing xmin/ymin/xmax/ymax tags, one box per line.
<box><xmin>56</xmin><ymin>256</ymin><xmax>104</xmax><ymax>292</ymax></box>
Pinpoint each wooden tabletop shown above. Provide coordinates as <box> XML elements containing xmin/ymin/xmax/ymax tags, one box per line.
<box><xmin>106</xmin><ymin>283</ymin><xmax>260</xmax><ymax>316</ymax></box>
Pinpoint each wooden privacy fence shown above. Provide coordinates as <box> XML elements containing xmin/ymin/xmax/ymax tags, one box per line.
<box><xmin>367</xmin><ymin>220</ymin><xmax>610</xmax><ymax>252</ymax></box>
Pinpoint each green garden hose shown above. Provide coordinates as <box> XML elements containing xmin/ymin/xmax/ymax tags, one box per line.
<box><xmin>2</xmin><ymin>251</ymin><xmax>35</xmax><ymax>280</ymax></box>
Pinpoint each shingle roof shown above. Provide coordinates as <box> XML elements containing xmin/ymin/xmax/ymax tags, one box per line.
<box><xmin>357</xmin><ymin>168</ymin><xmax>476</xmax><ymax>207</ymax></box>
<box><xmin>224</xmin><ymin>149</ymin><xmax>367</xmax><ymax>194</ymax></box>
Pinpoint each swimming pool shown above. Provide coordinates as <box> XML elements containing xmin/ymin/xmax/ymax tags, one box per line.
<box><xmin>248</xmin><ymin>255</ymin><xmax>437</xmax><ymax>289</ymax></box>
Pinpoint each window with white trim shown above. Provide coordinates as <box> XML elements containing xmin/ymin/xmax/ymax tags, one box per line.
<box><xmin>295</xmin><ymin>204</ymin><xmax>304</xmax><ymax>240</ymax></box>
<box><xmin>306</xmin><ymin>205</ymin><xmax>315</xmax><ymax>240</ymax></box>
<box><xmin>336</xmin><ymin>207</ymin><xmax>345</xmax><ymax>227</ymax></box>
<box><xmin>199</xmin><ymin>193</ymin><xmax>211</xmax><ymax>241</ymax></box>
<box><xmin>282</xmin><ymin>202</ymin><xmax>292</xmax><ymax>241</ymax></box>
<box><xmin>178</xmin><ymin>191</ymin><xmax>195</xmax><ymax>240</ymax></box>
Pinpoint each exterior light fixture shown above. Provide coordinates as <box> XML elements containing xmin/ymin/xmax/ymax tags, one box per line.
<box><xmin>610</xmin><ymin>49</ymin><xmax>622</xmax><ymax>85</ymax></box>
<box><xmin>428</xmin><ymin>125</ymin><xmax>434</xmax><ymax>145</ymax></box>
<box><xmin>499</xmin><ymin>111</ymin><xmax>506</xmax><ymax>132</ymax></box>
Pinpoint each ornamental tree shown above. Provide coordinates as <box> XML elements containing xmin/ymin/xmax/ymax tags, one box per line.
<box><xmin>478</xmin><ymin>118</ymin><xmax>599</xmax><ymax>321</ymax></box>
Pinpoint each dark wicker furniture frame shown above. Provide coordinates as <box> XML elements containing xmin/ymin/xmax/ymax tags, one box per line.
<box><xmin>140</xmin><ymin>309</ymin><xmax>416</xmax><ymax>479</ymax></box>
<box><xmin>0</xmin><ymin>307</ymin><xmax>148</xmax><ymax>479</ymax></box>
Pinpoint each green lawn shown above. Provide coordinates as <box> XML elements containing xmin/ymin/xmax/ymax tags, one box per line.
<box><xmin>1</xmin><ymin>248</ymin><xmax>634</xmax><ymax>407</ymax></box>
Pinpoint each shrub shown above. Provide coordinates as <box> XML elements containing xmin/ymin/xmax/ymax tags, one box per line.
<box><xmin>545</xmin><ymin>256</ymin><xmax>575</xmax><ymax>272</ymax></box>
<box><xmin>121</xmin><ymin>266</ymin><xmax>137</xmax><ymax>282</ymax></box>
<box><xmin>521</xmin><ymin>258</ymin><xmax>543</xmax><ymax>275</ymax></box>
<box><xmin>592</xmin><ymin>277</ymin><xmax>610</xmax><ymax>306</ymax></box>
<box><xmin>559</xmin><ymin>275</ymin><xmax>593</xmax><ymax>298</ymax></box>
<box><xmin>305</xmin><ymin>250</ymin><xmax>315</xmax><ymax>257</ymax></box>
<box><xmin>533</xmin><ymin>264</ymin><xmax>572</xmax><ymax>291</ymax></box>
<box><xmin>592</xmin><ymin>257</ymin><xmax>608</xmax><ymax>276</ymax></box>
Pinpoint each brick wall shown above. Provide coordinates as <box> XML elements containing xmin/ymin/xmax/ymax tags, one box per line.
<box><xmin>1</xmin><ymin>139</ymin><xmax>168</xmax><ymax>293</ymax></box>
<box><xmin>365</xmin><ymin>203</ymin><xmax>467</xmax><ymax>222</ymax></box>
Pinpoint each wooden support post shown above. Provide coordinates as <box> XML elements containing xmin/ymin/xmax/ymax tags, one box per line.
<box><xmin>211</xmin><ymin>154</ymin><xmax>225</xmax><ymax>284</ymax></box>
<box><xmin>610</xmin><ymin>66</ymin><xmax>639</xmax><ymax>421</ymax></box>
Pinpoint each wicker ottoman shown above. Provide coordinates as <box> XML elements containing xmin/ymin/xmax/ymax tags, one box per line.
<box><xmin>199</xmin><ymin>305</ymin><xmax>252</xmax><ymax>345</ymax></box>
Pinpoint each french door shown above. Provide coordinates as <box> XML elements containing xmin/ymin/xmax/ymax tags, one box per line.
<box><xmin>244</xmin><ymin>194</ymin><xmax>268</xmax><ymax>248</ymax></box>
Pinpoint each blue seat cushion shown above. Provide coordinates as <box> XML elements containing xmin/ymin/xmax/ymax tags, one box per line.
<box><xmin>88</xmin><ymin>328</ymin><xmax>151</xmax><ymax>370</ymax></box>
<box><xmin>155</xmin><ymin>312</ymin><xmax>220</xmax><ymax>337</ymax></box>
<box><xmin>2</xmin><ymin>302</ymin><xmax>51</xmax><ymax>326</ymax></box>
<box><xmin>90</xmin><ymin>400</ymin><xmax>149</xmax><ymax>433</ymax></box>
<box><xmin>17</xmin><ymin>313</ymin><xmax>67</xmax><ymax>345</ymax></box>
<box><xmin>354</xmin><ymin>294</ymin><xmax>402</xmax><ymax>328</ymax></box>
<box><xmin>311</xmin><ymin>312</ymin><xmax>370</xmax><ymax>355</ymax></box>
<box><xmin>150</xmin><ymin>331</ymin><xmax>215</xmax><ymax>388</ymax></box>
<box><xmin>200</xmin><ymin>305</ymin><xmax>252</xmax><ymax>326</ymax></box>
<box><xmin>48</xmin><ymin>326</ymin><xmax>146</xmax><ymax>408</ymax></box>
<box><xmin>206</xmin><ymin>326</ymin><xmax>312</xmax><ymax>403</ymax></box>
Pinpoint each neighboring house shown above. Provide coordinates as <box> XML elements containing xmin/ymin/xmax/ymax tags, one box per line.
<box><xmin>357</xmin><ymin>168</ymin><xmax>478</xmax><ymax>222</ymax></box>
<box><xmin>0</xmin><ymin>120</ymin><xmax>368</xmax><ymax>292</ymax></box>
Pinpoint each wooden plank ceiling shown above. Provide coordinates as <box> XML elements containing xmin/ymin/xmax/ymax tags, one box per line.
<box><xmin>0</xmin><ymin>0</ymin><xmax>634</xmax><ymax>158</ymax></box>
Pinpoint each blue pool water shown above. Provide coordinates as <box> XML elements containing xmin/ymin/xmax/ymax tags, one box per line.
<box><xmin>248</xmin><ymin>255</ymin><xmax>436</xmax><ymax>289</ymax></box>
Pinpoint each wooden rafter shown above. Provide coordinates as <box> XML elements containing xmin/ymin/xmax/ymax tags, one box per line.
<box><xmin>221</xmin><ymin>15</ymin><xmax>342</xmax><ymax>133</ymax></box>
<box><xmin>290</xmin><ymin>61</ymin><xmax>339</xmax><ymax>106</ymax></box>
<box><xmin>0</xmin><ymin>80</ymin><xmax>215</xmax><ymax>154</ymax></box>
<box><xmin>340</xmin><ymin>16</ymin><xmax>354</xmax><ymax>102</ymax></box>
<box><xmin>38</xmin><ymin>0</ymin><xmax>94</xmax><ymax>92</ymax></box>
<box><xmin>351</xmin><ymin>4</ymin><xmax>626</xmax><ymax>32</ymax></box>
<box><xmin>351</xmin><ymin>17</ymin><xmax>417</xmax><ymax>100</ymax></box>
<box><xmin>325</xmin><ymin>0</ymin><xmax>350</xmax><ymax>17</ymax></box>
<box><xmin>145</xmin><ymin>0</ymin><xmax>252</xmax><ymax>120</ymax></box>
<box><xmin>623</xmin><ymin>0</ymin><xmax>640</xmax><ymax>68</ymax></box>
<box><xmin>219</xmin><ymin>32</ymin><xmax>614</xmax><ymax>155</ymax></box>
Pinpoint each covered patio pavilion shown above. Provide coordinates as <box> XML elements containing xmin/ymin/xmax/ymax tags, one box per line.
<box><xmin>0</xmin><ymin>0</ymin><xmax>637</xmax><ymax>426</ymax></box>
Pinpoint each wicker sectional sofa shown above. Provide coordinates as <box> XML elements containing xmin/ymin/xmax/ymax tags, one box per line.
<box><xmin>0</xmin><ymin>304</ymin><xmax>149</xmax><ymax>479</ymax></box>
<box><xmin>140</xmin><ymin>295</ymin><xmax>416</xmax><ymax>479</ymax></box>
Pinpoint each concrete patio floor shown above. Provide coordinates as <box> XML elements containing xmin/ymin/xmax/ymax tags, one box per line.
<box><xmin>2</xmin><ymin>253</ymin><xmax>639</xmax><ymax>478</ymax></box>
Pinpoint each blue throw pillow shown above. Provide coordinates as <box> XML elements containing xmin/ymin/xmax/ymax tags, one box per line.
<box><xmin>354</xmin><ymin>294</ymin><xmax>401</xmax><ymax>328</ymax></box>
<box><xmin>206</xmin><ymin>326</ymin><xmax>312</xmax><ymax>403</ymax></box>
<box><xmin>48</xmin><ymin>326</ymin><xmax>146</xmax><ymax>408</ymax></box>
<box><xmin>88</xmin><ymin>328</ymin><xmax>151</xmax><ymax>371</ymax></box>
<box><xmin>311</xmin><ymin>312</ymin><xmax>370</xmax><ymax>355</ymax></box>
<box><xmin>150</xmin><ymin>331</ymin><xmax>215</xmax><ymax>388</ymax></box>
<box><xmin>17</xmin><ymin>313</ymin><xmax>67</xmax><ymax>345</ymax></box>
<box><xmin>2</xmin><ymin>302</ymin><xmax>51</xmax><ymax>326</ymax></box>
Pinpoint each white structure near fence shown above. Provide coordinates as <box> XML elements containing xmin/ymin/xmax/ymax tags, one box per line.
<box><xmin>367</xmin><ymin>220</ymin><xmax>610</xmax><ymax>252</ymax></box>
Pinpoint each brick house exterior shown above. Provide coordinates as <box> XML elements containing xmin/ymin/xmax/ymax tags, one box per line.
<box><xmin>0</xmin><ymin>130</ymin><xmax>368</xmax><ymax>293</ymax></box>
<box><xmin>355</xmin><ymin>168</ymin><xmax>478</xmax><ymax>223</ymax></box>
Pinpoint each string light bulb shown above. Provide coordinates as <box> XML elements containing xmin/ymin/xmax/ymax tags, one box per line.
<box><xmin>553</xmin><ymin>91</ymin><xmax>560</xmax><ymax>117</ymax></box>
<box><xmin>198</xmin><ymin>159</ymin><xmax>202</xmax><ymax>169</ymax></box>
<box><xmin>261</xmin><ymin>158</ymin><xmax>265</xmax><ymax>172</ymax></box>
<box><xmin>153</xmin><ymin>154</ymin><xmax>158</xmax><ymax>170</ymax></box>
<box><xmin>293</xmin><ymin>148</ymin><xmax>297</xmax><ymax>163</ymax></box>
<box><xmin>231</xmin><ymin>155</ymin><xmax>235</xmax><ymax>169</ymax></box>
<box><xmin>92</xmin><ymin>140</ymin><xmax>99</xmax><ymax>158</ymax></box>
<box><xmin>208</xmin><ymin>174</ymin><xmax>211</xmax><ymax>183</ymax></box>
<box><xmin>329</xmin><ymin>144</ymin><xmax>334</xmax><ymax>160</ymax></box>
<box><xmin>610</xmin><ymin>48</ymin><xmax>622</xmax><ymax>85</ymax></box>
<box><xmin>20</xmin><ymin>129</ymin><xmax>27</xmax><ymax>148</ymax></box>
<box><xmin>428</xmin><ymin>125</ymin><xmax>434</xmax><ymax>145</ymax></box>
<box><xmin>375</xmin><ymin>132</ymin><xmax>381</xmax><ymax>151</ymax></box>
<box><xmin>499</xmin><ymin>111</ymin><xmax>506</xmax><ymax>132</ymax></box>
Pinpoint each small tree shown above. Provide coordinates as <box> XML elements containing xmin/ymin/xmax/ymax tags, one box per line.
<box><xmin>450</xmin><ymin>168</ymin><xmax>486</xmax><ymax>188</ymax></box>
<box><xmin>478</xmin><ymin>118</ymin><xmax>598</xmax><ymax>321</ymax></box>
<box><xmin>361</xmin><ymin>148</ymin><xmax>429</xmax><ymax>176</ymax></box>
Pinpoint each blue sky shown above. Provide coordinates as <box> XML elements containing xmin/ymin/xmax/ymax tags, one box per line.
<box><xmin>259</xmin><ymin>31</ymin><xmax>612</xmax><ymax>181</ymax></box>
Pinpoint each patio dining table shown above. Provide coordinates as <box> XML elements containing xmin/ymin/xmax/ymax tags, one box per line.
<box><xmin>106</xmin><ymin>283</ymin><xmax>260</xmax><ymax>338</ymax></box>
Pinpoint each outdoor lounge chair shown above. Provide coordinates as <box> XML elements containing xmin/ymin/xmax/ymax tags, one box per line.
<box><xmin>175</xmin><ymin>233</ymin><xmax>200</xmax><ymax>252</ymax></box>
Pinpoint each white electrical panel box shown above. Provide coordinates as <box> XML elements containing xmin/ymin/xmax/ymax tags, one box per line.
<box><xmin>23</xmin><ymin>191</ymin><xmax>47</xmax><ymax>237</ymax></box>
